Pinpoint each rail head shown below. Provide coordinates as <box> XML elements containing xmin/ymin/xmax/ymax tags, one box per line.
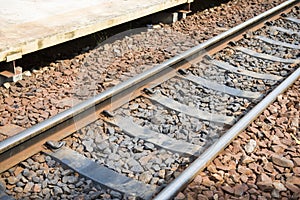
<box><xmin>0</xmin><ymin>0</ymin><xmax>298</xmax><ymax>173</ymax></box>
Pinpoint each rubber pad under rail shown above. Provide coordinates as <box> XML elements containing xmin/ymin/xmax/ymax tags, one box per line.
<box><xmin>210</xmin><ymin>59</ymin><xmax>283</xmax><ymax>81</ymax></box>
<box><xmin>148</xmin><ymin>93</ymin><xmax>235</xmax><ymax>125</ymax></box>
<box><xmin>235</xmin><ymin>46</ymin><xmax>300</xmax><ymax>64</ymax></box>
<box><xmin>181</xmin><ymin>74</ymin><xmax>262</xmax><ymax>99</ymax></box>
<box><xmin>47</xmin><ymin>147</ymin><xmax>156</xmax><ymax>200</ymax></box>
<box><xmin>108</xmin><ymin>116</ymin><xmax>202</xmax><ymax>156</ymax></box>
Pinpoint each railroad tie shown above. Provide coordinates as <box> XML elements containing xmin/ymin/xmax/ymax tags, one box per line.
<box><xmin>46</xmin><ymin>147</ymin><xmax>157</xmax><ymax>200</ymax></box>
<box><xmin>269</xmin><ymin>26</ymin><xmax>300</xmax><ymax>36</ymax></box>
<box><xmin>180</xmin><ymin>74</ymin><xmax>262</xmax><ymax>99</ymax></box>
<box><xmin>146</xmin><ymin>93</ymin><xmax>235</xmax><ymax>125</ymax></box>
<box><xmin>254</xmin><ymin>35</ymin><xmax>300</xmax><ymax>49</ymax></box>
<box><xmin>284</xmin><ymin>16</ymin><xmax>300</xmax><ymax>24</ymax></box>
<box><xmin>107</xmin><ymin>116</ymin><xmax>202</xmax><ymax>156</ymax></box>
<box><xmin>210</xmin><ymin>59</ymin><xmax>283</xmax><ymax>81</ymax></box>
<box><xmin>235</xmin><ymin>46</ymin><xmax>300</xmax><ymax>64</ymax></box>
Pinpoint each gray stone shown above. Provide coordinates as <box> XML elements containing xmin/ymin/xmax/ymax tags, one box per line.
<box><xmin>41</xmin><ymin>180</ymin><xmax>48</xmax><ymax>188</ymax></box>
<box><xmin>108</xmin><ymin>153</ymin><xmax>120</xmax><ymax>161</ymax></box>
<box><xmin>98</xmin><ymin>141</ymin><xmax>109</xmax><ymax>151</ymax></box>
<box><xmin>157</xmin><ymin>179</ymin><xmax>165</xmax><ymax>185</ymax></box>
<box><xmin>63</xmin><ymin>185</ymin><xmax>71</xmax><ymax>194</ymax></box>
<box><xmin>57</xmin><ymin>181</ymin><xmax>66</xmax><ymax>187</ymax></box>
<box><xmin>0</xmin><ymin>180</ymin><xmax>5</xmax><ymax>191</ymax></box>
<box><xmin>106</xmin><ymin>160</ymin><xmax>115</xmax><ymax>168</ymax></box>
<box><xmin>107</xmin><ymin>127</ymin><xmax>115</xmax><ymax>134</ymax></box>
<box><xmin>121</xmin><ymin>168</ymin><xmax>131</xmax><ymax>174</ymax></box>
<box><xmin>82</xmin><ymin>140</ymin><xmax>94</xmax><ymax>152</ymax></box>
<box><xmin>47</xmin><ymin>159</ymin><xmax>56</xmax><ymax>167</ymax></box>
<box><xmin>139</xmin><ymin>172</ymin><xmax>152</xmax><ymax>184</ymax></box>
<box><xmin>49</xmin><ymin>176</ymin><xmax>59</xmax><ymax>185</ymax></box>
<box><xmin>271</xmin><ymin>189</ymin><xmax>281</xmax><ymax>198</ymax></box>
<box><xmin>42</xmin><ymin>188</ymin><xmax>51</xmax><ymax>195</ymax></box>
<box><xmin>128</xmin><ymin>158</ymin><xmax>140</xmax><ymax>167</ymax></box>
<box><xmin>67</xmin><ymin>176</ymin><xmax>78</xmax><ymax>184</ymax></box>
<box><xmin>68</xmin><ymin>184</ymin><xmax>75</xmax><ymax>189</ymax></box>
<box><xmin>86</xmin><ymin>129</ymin><xmax>95</xmax><ymax>139</ymax></box>
<box><xmin>152</xmin><ymin>164</ymin><xmax>160</xmax><ymax>171</ymax></box>
<box><xmin>95</xmin><ymin>135</ymin><xmax>104</xmax><ymax>144</ymax></box>
<box><xmin>53</xmin><ymin>186</ymin><xmax>63</xmax><ymax>196</ymax></box>
<box><xmin>26</xmin><ymin>158</ymin><xmax>34</xmax><ymax>165</ymax></box>
<box><xmin>133</xmin><ymin>145</ymin><xmax>144</xmax><ymax>153</ymax></box>
<box><xmin>118</xmin><ymin>151</ymin><xmax>130</xmax><ymax>158</ymax></box>
<box><xmin>45</xmin><ymin>156</ymin><xmax>52</xmax><ymax>162</ymax></box>
<box><xmin>75</xmin><ymin>181</ymin><xmax>84</xmax><ymax>187</ymax></box>
<box><xmin>14</xmin><ymin>187</ymin><xmax>23</xmax><ymax>193</ymax></box>
<box><xmin>110</xmin><ymin>190</ymin><xmax>122</xmax><ymax>199</ymax></box>
<box><xmin>144</xmin><ymin>143</ymin><xmax>155</xmax><ymax>150</ymax></box>
<box><xmin>90</xmin><ymin>191</ymin><xmax>102</xmax><ymax>199</ymax></box>
<box><xmin>131</xmin><ymin>164</ymin><xmax>144</xmax><ymax>173</ymax></box>
<box><xmin>61</xmin><ymin>169</ymin><xmax>73</xmax><ymax>176</ymax></box>
<box><xmin>272</xmin><ymin>182</ymin><xmax>287</xmax><ymax>192</ymax></box>
<box><xmin>22</xmin><ymin>168</ymin><xmax>31</xmax><ymax>177</ymax></box>
<box><xmin>165</xmin><ymin>158</ymin><xmax>174</xmax><ymax>166</ymax></box>
<box><xmin>103</xmin><ymin>148</ymin><xmax>111</xmax><ymax>154</ymax></box>
<box><xmin>133</xmin><ymin>152</ymin><xmax>146</xmax><ymax>161</ymax></box>
<box><xmin>62</xmin><ymin>176</ymin><xmax>69</xmax><ymax>183</ymax></box>
<box><xmin>244</xmin><ymin>139</ymin><xmax>256</xmax><ymax>154</ymax></box>
<box><xmin>109</xmin><ymin>136</ymin><xmax>118</xmax><ymax>142</ymax></box>
<box><xmin>16</xmin><ymin>182</ymin><xmax>25</xmax><ymax>187</ymax></box>
<box><xmin>114</xmin><ymin>161</ymin><xmax>124</xmax><ymax>172</ymax></box>
<box><xmin>32</xmin><ymin>176</ymin><xmax>40</xmax><ymax>183</ymax></box>
<box><xmin>110</xmin><ymin>143</ymin><xmax>118</xmax><ymax>152</ymax></box>
<box><xmin>47</xmin><ymin>173</ymin><xmax>54</xmax><ymax>180</ymax></box>
<box><xmin>152</xmin><ymin>157</ymin><xmax>162</xmax><ymax>165</ymax></box>
<box><xmin>120</xmin><ymin>139</ymin><xmax>132</xmax><ymax>147</ymax></box>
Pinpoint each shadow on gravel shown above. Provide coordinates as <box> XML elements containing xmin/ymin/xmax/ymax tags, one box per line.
<box><xmin>0</xmin><ymin>0</ymin><xmax>232</xmax><ymax>72</ymax></box>
<box><xmin>191</xmin><ymin>0</ymin><xmax>232</xmax><ymax>12</ymax></box>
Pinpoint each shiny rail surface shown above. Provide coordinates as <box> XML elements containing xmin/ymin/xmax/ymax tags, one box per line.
<box><xmin>0</xmin><ymin>0</ymin><xmax>299</xmax><ymax>199</ymax></box>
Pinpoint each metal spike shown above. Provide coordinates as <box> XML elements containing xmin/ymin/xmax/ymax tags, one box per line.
<box><xmin>45</xmin><ymin>141</ymin><xmax>66</xmax><ymax>150</ymax></box>
<box><xmin>143</xmin><ymin>88</ymin><xmax>156</xmax><ymax>95</ymax></box>
<box><xmin>102</xmin><ymin>110</ymin><xmax>114</xmax><ymax>118</ymax></box>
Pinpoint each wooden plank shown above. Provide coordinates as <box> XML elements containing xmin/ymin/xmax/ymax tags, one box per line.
<box><xmin>0</xmin><ymin>0</ymin><xmax>193</xmax><ymax>62</ymax></box>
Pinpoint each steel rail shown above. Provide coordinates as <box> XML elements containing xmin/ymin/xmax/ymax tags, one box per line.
<box><xmin>153</xmin><ymin>0</ymin><xmax>299</xmax><ymax>199</ymax></box>
<box><xmin>154</xmin><ymin>67</ymin><xmax>300</xmax><ymax>200</ymax></box>
<box><xmin>0</xmin><ymin>0</ymin><xmax>297</xmax><ymax>165</ymax></box>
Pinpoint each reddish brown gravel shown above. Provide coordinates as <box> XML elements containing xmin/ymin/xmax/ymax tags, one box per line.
<box><xmin>177</xmin><ymin>78</ymin><xmax>300</xmax><ymax>200</ymax></box>
<box><xmin>0</xmin><ymin>0</ymin><xmax>285</xmax><ymax>141</ymax></box>
<box><xmin>168</xmin><ymin>0</ymin><xmax>285</xmax><ymax>40</ymax></box>
<box><xmin>0</xmin><ymin>1</ymin><xmax>298</xmax><ymax>199</ymax></box>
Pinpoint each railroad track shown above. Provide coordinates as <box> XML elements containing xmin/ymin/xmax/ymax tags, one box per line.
<box><xmin>0</xmin><ymin>0</ymin><xmax>299</xmax><ymax>199</ymax></box>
